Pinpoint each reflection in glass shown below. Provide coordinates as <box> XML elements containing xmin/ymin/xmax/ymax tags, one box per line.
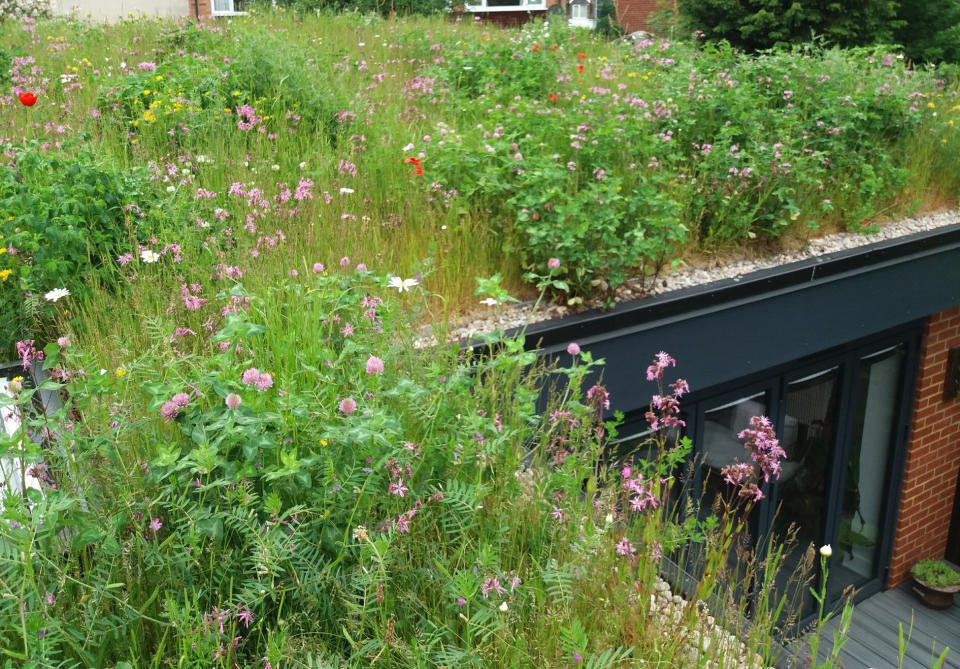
<box><xmin>829</xmin><ymin>345</ymin><xmax>904</xmax><ymax>601</ymax></box>
<box><xmin>773</xmin><ymin>367</ymin><xmax>840</xmax><ymax>617</ymax></box>
<box><xmin>701</xmin><ymin>391</ymin><xmax>769</xmax><ymax>492</ymax></box>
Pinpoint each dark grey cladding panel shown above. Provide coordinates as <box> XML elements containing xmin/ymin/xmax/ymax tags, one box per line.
<box><xmin>512</xmin><ymin>224</ymin><xmax>960</xmax><ymax>416</ymax></box>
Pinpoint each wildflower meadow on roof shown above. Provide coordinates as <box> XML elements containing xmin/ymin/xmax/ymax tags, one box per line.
<box><xmin>0</xmin><ymin>5</ymin><xmax>952</xmax><ymax>666</ymax></box>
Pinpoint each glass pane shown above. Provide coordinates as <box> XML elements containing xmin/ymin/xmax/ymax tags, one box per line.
<box><xmin>701</xmin><ymin>391</ymin><xmax>768</xmax><ymax>498</ymax></box>
<box><xmin>213</xmin><ymin>0</ymin><xmax>233</xmax><ymax>12</ymax></box>
<box><xmin>776</xmin><ymin>368</ymin><xmax>840</xmax><ymax>547</ymax></box>
<box><xmin>692</xmin><ymin>393</ymin><xmax>768</xmax><ymax>594</ymax></box>
<box><xmin>772</xmin><ymin>366</ymin><xmax>840</xmax><ymax>617</ymax></box>
<box><xmin>829</xmin><ymin>345</ymin><xmax>904</xmax><ymax>601</ymax></box>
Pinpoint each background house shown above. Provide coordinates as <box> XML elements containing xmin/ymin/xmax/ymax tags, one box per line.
<box><xmin>49</xmin><ymin>0</ymin><xmax>245</xmax><ymax>21</ymax></box>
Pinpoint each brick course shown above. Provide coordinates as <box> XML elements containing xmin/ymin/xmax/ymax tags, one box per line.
<box><xmin>888</xmin><ymin>307</ymin><xmax>960</xmax><ymax>588</ymax></box>
<box><xmin>616</xmin><ymin>0</ymin><xmax>670</xmax><ymax>33</ymax></box>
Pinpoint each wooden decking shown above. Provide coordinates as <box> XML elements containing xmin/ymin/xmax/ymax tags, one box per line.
<box><xmin>783</xmin><ymin>584</ymin><xmax>958</xmax><ymax>668</ymax></box>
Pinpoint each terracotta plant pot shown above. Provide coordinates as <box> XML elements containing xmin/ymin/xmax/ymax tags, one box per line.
<box><xmin>911</xmin><ymin>577</ymin><xmax>960</xmax><ymax>610</ymax></box>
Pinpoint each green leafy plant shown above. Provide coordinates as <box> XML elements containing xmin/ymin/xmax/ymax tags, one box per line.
<box><xmin>0</xmin><ymin>145</ymin><xmax>158</xmax><ymax>350</ymax></box>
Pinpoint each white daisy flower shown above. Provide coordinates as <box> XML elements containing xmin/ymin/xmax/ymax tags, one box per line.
<box><xmin>388</xmin><ymin>276</ymin><xmax>419</xmax><ymax>292</ymax></box>
<box><xmin>140</xmin><ymin>249</ymin><xmax>160</xmax><ymax>263</ymax></box>
<box><xmin>44</xmin><ymin>288</ymin><xmax>70</xmax><ymax>302</ymax></box>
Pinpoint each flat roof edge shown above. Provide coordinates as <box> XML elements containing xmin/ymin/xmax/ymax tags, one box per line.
<box><xmin>473</xmin><ymin>222</ymin><xmax>960</xmax><ymax>352</ymax></box>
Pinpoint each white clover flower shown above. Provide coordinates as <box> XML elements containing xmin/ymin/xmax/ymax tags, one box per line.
<box><xmin>498</xmin><ymin>601</ymin><xmax>509</xmax><ymax>612</ymax></box>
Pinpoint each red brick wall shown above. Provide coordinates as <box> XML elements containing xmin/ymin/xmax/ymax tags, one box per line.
<box><xmin>196</xmin><ymin>0</ymin><xmax>212</xmax><ymax>18</ymax></box>
<box><xmin>616</xmin><ymin>0</ymin><xmax>670</xmax><ymax>33</ymax></box>
<box><xmin>888</xmin><ymin>307</ymin><xmax>960</xmax><ymax>588</ymax></box>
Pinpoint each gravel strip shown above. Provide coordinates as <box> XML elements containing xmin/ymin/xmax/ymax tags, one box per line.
<box><xmin>648</xmin><ymin>576</ymin><xmax>773</xmax><ymax>668</ymax></box>
<box><xmin>420</xmin><ymin>207</ymin><xmax>960</xmax><ymax>347</ymax></box>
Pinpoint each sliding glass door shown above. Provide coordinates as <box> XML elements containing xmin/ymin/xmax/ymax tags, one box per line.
<box><xmin>828</xmin><ymin>344</ymin><xmax>906</xmax><ymax>601</ymax></box>
<box><xmin>681</xmin><ymin>327</ymin><xmax>919</xmax><ymax>621</ymax></box>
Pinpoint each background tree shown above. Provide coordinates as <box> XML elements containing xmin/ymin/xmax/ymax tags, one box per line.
<box><xmin>895</xmin><ymin>0</ymin><xmax>960</xmax><ymax>64</ymax></box>
<box><xmin>677</xmin><ymin>0</ymin><xmax>901</xmax><ymax>51</ymax></box>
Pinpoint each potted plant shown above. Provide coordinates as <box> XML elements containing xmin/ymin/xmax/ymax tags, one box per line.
<box><xmin>911</xmin><ymin>559</ymin><xmax>960</xmax><ymax>610</ymax></box>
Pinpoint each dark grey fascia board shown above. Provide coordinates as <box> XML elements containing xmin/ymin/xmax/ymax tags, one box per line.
<box><xmin>516</xmin><ymin>222</ymin><xmax>960</xmax><ymax>355</ymax></box>
<box><xmin>471</xmin><ymin>223</ymin><xmax>960</xmax><ymax>416</ymax></box>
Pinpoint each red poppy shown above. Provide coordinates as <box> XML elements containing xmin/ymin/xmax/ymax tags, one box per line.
<box><xmin>18</xmin><ymin>92</ymin><xmax>37</xmax><ymax>107</ymax></box>
<box><xmin>577</xmin><ymin>64</ymin><xmax>584</xmax><ymax>74</ymax></box>
<box><xmin>405</xmin><ymin>156</ymin><xmax>424</xmax><ymax>176</ymax></box>
<box><xmin>577</xmin><ymin>53</ymin><xmax>586</xmax><ymax>59</ymax></box>
<box><xmin>548</xmin><ymin>93</ymin><xmax>559</xmax><ymax>103</ymax></box>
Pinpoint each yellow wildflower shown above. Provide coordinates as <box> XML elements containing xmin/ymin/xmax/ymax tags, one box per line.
<box><xmin>0</xmin><ymin>269</ymin><xmax>11</xmax><ymax>281</ymax></box>
<box><xmin>115</xmin><ymin>368</ymin><xmax>127</xmax><ymax>377</ymax></box>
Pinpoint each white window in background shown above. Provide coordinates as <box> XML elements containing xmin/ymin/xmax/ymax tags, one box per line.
<box><xmin>212</xmin><ymin>0</ymin><xmax>244</xmax><ymax>15</ymax></box>
<box><xmin>571</xmin><ymin>3</ymin><xmax>588</xmax><ymax>18</ymax></box>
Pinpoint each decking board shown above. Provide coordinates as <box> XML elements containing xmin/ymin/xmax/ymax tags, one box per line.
<box><xmin>781</xmin><ymin>584</ymin><xmax>958</xmax><ymax>668</ymax></box>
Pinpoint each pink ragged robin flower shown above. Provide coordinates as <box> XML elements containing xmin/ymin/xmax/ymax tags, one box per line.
<box><xmin>388</xmin><ymin>478</ymin><xmax>408</xmax><ymax>497</ymax></box>
<box><xmin>615</xmin><ymin>537</ymin><xmax>636</xmax><ymax>556</ymax></box>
